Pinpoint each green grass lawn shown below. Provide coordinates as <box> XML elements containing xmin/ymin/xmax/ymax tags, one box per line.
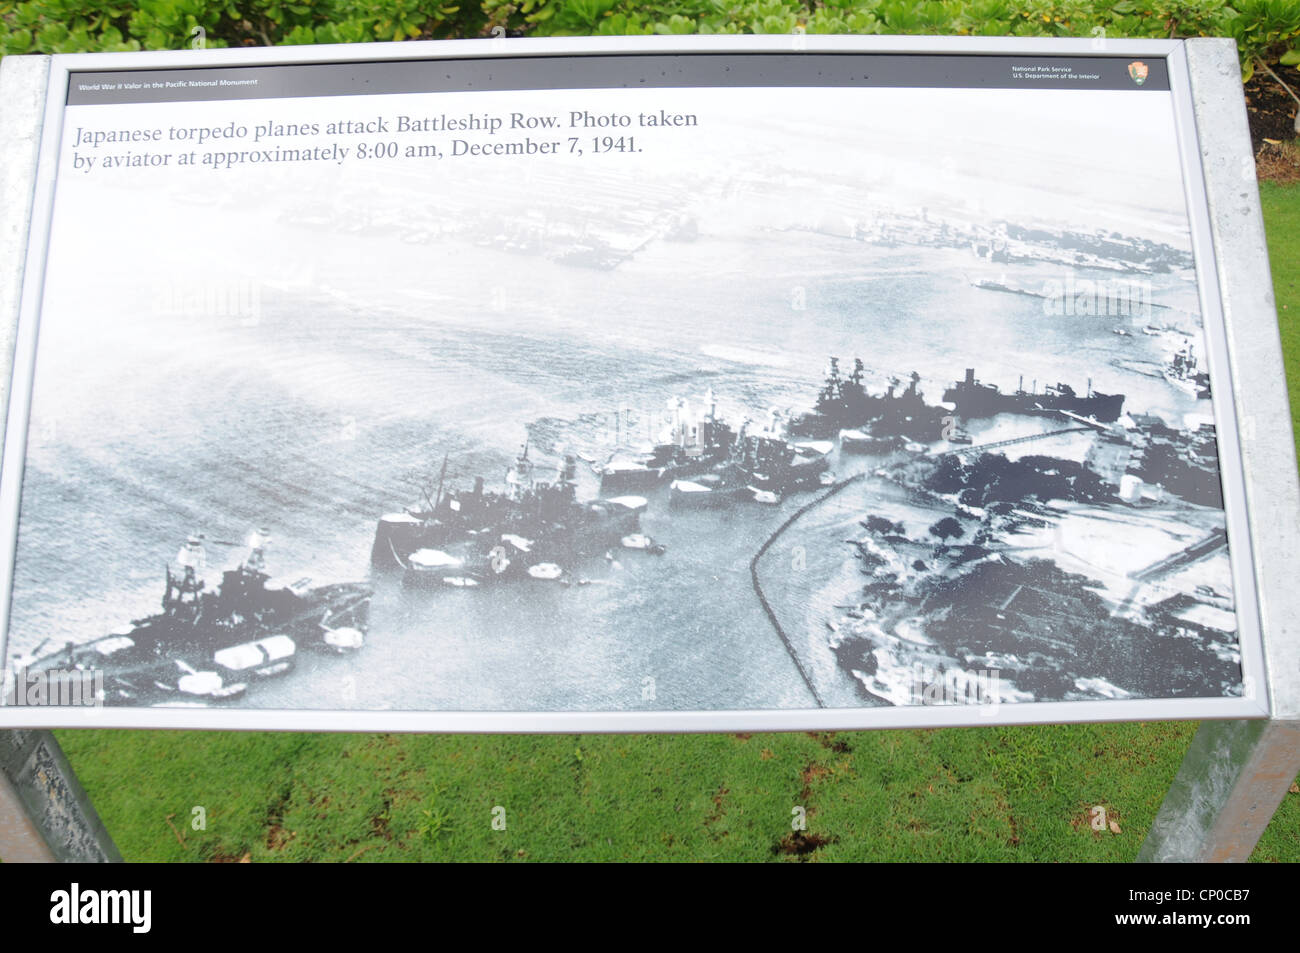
<box><xmin>49</xmin><ymin>182</ymin><xmax>1300</xmax><ymax>864</ymax></box>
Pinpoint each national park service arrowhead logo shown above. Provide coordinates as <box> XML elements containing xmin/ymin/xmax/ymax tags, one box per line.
<box><xmin>1128</xmin><ymin>61</ymin><xmax>1149</xmax><ymax>86</ymax></box>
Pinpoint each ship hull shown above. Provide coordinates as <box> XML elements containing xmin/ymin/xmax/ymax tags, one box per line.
<box><xmin>943</xmin><ymin>386</ymin><xmax>1124</xmax><ymax>423</ymax></box>
<box><xmin>11</xmin><ymin>579</ymin><xmax>371</xmax><ymax>707</ymax></box>
<box><xmin>400</xmin><ymin>498</ymin><xmax>644</xmax><ymax>587</ymax></box>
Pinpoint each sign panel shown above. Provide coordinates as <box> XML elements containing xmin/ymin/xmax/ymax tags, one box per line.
<box><xmin>0</xmin><ymin>37</ymin><xmax>1271</xmax><ymax>730</ymax></box>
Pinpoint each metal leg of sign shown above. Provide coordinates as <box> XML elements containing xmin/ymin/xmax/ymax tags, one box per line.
<box><xmin>0</xmin><ymin>730</ymin><xmax>122</xmax><ymax>862</ymax></box>
<box><xmin>1138</xmin><ymin>39</ymin><xmax>1300</xmax><ymax>863</ymax></box>
<box><xmin>1138</xmin><ymin>720</ymin><xmax>1300</xmax><ymax>862</ymax></box>
<box><xmin>0</xmin><ymin>57</ymin><xmax>119</xmax><ymax>864</ymax></box>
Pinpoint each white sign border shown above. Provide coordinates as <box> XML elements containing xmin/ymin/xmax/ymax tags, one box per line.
<box><xmin>0</xmin><ymin>35</ymin><xmax>1276</xmax><ymax>732</ymax></box>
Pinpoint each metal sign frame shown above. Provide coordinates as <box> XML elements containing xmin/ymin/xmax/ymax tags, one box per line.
<box><xmin>0</xmin><ymin>36</ymin><xmax>1291</xmax><ymax>741</ymax></box>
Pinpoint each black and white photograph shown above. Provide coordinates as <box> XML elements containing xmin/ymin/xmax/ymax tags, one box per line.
<box><xmin>0</xmin><ymin>53</ymin><xmax>1253</xmax><ymax>722</ymax></box>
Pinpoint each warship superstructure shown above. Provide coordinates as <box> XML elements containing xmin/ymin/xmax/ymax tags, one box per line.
<box><xmin>788</xmin><ymin>358</ymin><xmax>950</xmax><ymax>441</ymax></box>
<box><xmin>372</xmin><ymin>442</ymin><xmax>646</xmax><ymax>583</ymax></box>
<box><xmin>1164</xmin><ymin>343</ymin><xmax>1211</xmax><ymax>400</ymax></box>
<box><xmin>595</xmin><ymin>390</ymin><xmax>737</xmax><ymax>492</ymax></box>
<box><xmin>7</xmin><ymin>531</ymin><xmax>371</xmax><ymax>707</ymax></box>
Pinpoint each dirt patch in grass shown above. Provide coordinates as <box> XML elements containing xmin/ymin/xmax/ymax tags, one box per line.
<box><xmin>707</xmin><ymin>790</ymin><xmax>728</xmax><ymax>826</ymax></box>
<box><xmin>772</xmin><ymin>830</ymin><xmax>837</xmax><ymax>859</ymax></box>
<box><xmin>264</xmin><ymin>785</ymin><xmax>293</xmax><ymax>851</ymax></box>
<box><xmin>808</xmin><ymin>731</ymin><xmax>853</xmax><ymax>754</ymax></box>
<box><xmin>705</xmin><ymin>785</ymin><xmax>730</xmax><ymax>835</ymax></box>
<box><xmin>371</xmin><ymin>803</ymin><xmax>393</xmax><ymax>841</ymax></box>
<box><xmin>800</xmin><ymin>762</ymin><xmax>831</xmax><ymax>798</ymax></box>
<box><xmin>995</xmin><ymin>794</ymin><xmax>1021</xmax><ymax>847</ymax></box>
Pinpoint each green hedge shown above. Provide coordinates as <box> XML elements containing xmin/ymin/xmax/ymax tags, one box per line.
<box><xmin>1</xmin><ymin>1</ymin><xmax>1298</xmax><ymax>80</ymax></box>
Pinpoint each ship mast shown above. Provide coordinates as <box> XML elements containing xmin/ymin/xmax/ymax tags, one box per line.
<box><xmin>433</xmin><ymin>453</ymin><xmax>449</xmax><ymax>510</ymax></box>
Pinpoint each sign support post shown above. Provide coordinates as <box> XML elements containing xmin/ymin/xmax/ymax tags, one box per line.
<box><xmin>0</xmin><ymin>729</ymin><xmax>121</xmax><ymax>862</ymax></box>
<box><xmin>1137</xmin><ymin>40</ymin><xmax>1300</xmax><ymax>863</ymax></box>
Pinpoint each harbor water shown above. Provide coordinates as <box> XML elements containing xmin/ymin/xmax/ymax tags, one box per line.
<box><xmin>6</xmin><ymin>190</ymin><xmax>1213</xmax><ymax>712</ymax></box>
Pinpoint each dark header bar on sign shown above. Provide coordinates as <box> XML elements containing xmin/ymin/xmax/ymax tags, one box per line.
<box><xmin>66</xmin><ymin>52</ymin><xmax>1169</xmax><ymax>106</ymax></box>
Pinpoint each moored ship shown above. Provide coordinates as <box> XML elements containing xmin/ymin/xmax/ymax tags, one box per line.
<box><xmin>6</xmin><ymin>531</ymin><xmax>371</xmax><ymax>707</ymax></box>
<box><xmin>788</xmin><ymin>359</ymin><xmax>950</xmax><ymax>442</ymax></box>
<box><xmin>942</xmin><ymin>368</ymin><xmax>1125</xmax><ymax>422</ymax></box>
<box><xmin>594</xmin><ymin>390</ymin><xmax>737</xmax><ymax>492</ymax></box>
<box><xmin>373</xmin><ymin>442</ymin><xmax>647</xmax><ymax>581</ymax></box>
<box><xmin>1163</xmin><ymin>343</ymin><xmax>1211</xmax><ymax>400</ymax></box>
<box><xmin>721</xmin><ymin>408</ymin><xmax>834</xmax><ymax>500</ymax></box>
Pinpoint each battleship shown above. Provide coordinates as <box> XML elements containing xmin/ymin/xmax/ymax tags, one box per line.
<box><xmin>1164</xmin><ymin>343</ymin><xmax>1211</xmax><ymax>400</ymax></box>
<box><xmin>731</xmin><ymin>428</ymin><xmax>833</xmax><ymax>495</ymax></box>
<box><xmin>372</xmin><ymin>442</ymin><xmax>647</xmax><ymax>583</ymax></box>
<box><xmin>658</xmin><ymin>414</ymin><xmax>834</xmax><ymax>506</ymax></box>
<box><xmin>594</xmin><ymin>390</ymin><xmax>737</xmax><ymax>492</ymax></box>
<box><xmin>7</xmin><ymin>532</ymin><xmax>372</xmax><ymax>707</ymax></box>
<box><xmin>942</xmin><ymin>368</ymin><xmax>1125</xmax><ymax>422</ymax></box>
<box><xmin>590</xmin><ymin>393</ymin><xmax>835</xmax><ymax>507</ymax></box>
<box><xmin>787</xmin><ymin>358</ymin><xmax>951</xmax><ymax>441</ymax></box>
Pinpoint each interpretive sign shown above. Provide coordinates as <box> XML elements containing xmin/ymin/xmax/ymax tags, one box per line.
<box><xmin>0</xmin><ymin>36</ymin><xmax>1282</xmax><ymax>732</ymax></box>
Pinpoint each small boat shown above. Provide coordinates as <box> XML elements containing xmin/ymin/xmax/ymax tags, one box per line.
<box><xmin>947</xmin><ymin>428</ymin><xmax>973</xmax><ymax>445</ymax></box>
<box><xmin>620</xmin><ymin>533</ymin><xmax>666</xmax><ymax>555</ymax></box>
<box><xmin>749</xmin><ymin>487</ymin><xmax>781</xmax><ymax>505</ymax></box>
<box><xmin>158</xmin><ymin>661</ymin><xmax>247</xmax><ymax>701</ymax></box>
<box><xmin>409</xmin><ymin>548</ymin><xmax>464</xmax><ymax>569</ymax></box>
<box><xmin>320</xmin><ymin>626</ymin><xmax>365</xmax><ymax>652</ymax></box>
<box><xmin>213</xmin><ymin>634</ymin><xmax>296</xmax><ymax>680</ymax></box>
<box><xmin>499</xmin><ymin>534</ymin><xmax>534</xmax><ymax>553</ymax></box>
<box><xmin>527</xmin><ymin>563</ymin><xmax>564</xmax><ymax>580</ymax></box>
<box><xmin>443</xmin><ymin>576</ymin><xmax>480</xmax><ymax>588</ymax></box>
<box><xmin>402</xmin><ymin>547</ymin><xmax>471</xmax><ymax>587</ymax></box>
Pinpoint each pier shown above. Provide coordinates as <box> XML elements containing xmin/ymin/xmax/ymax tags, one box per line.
<box><xmin>749</xmin><ymin>473</ymin><xmax>867</xmax><ymax>709</ymax></box>
<box><xmin>1129</xmin><ymin>528</ymin><xmax>1229</xmax><ymax>582</ymax></box>
<box><xmin>938</xmin><ymin>426</ymin><xmax>1095</xmax><ymax>458</ymax></box>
